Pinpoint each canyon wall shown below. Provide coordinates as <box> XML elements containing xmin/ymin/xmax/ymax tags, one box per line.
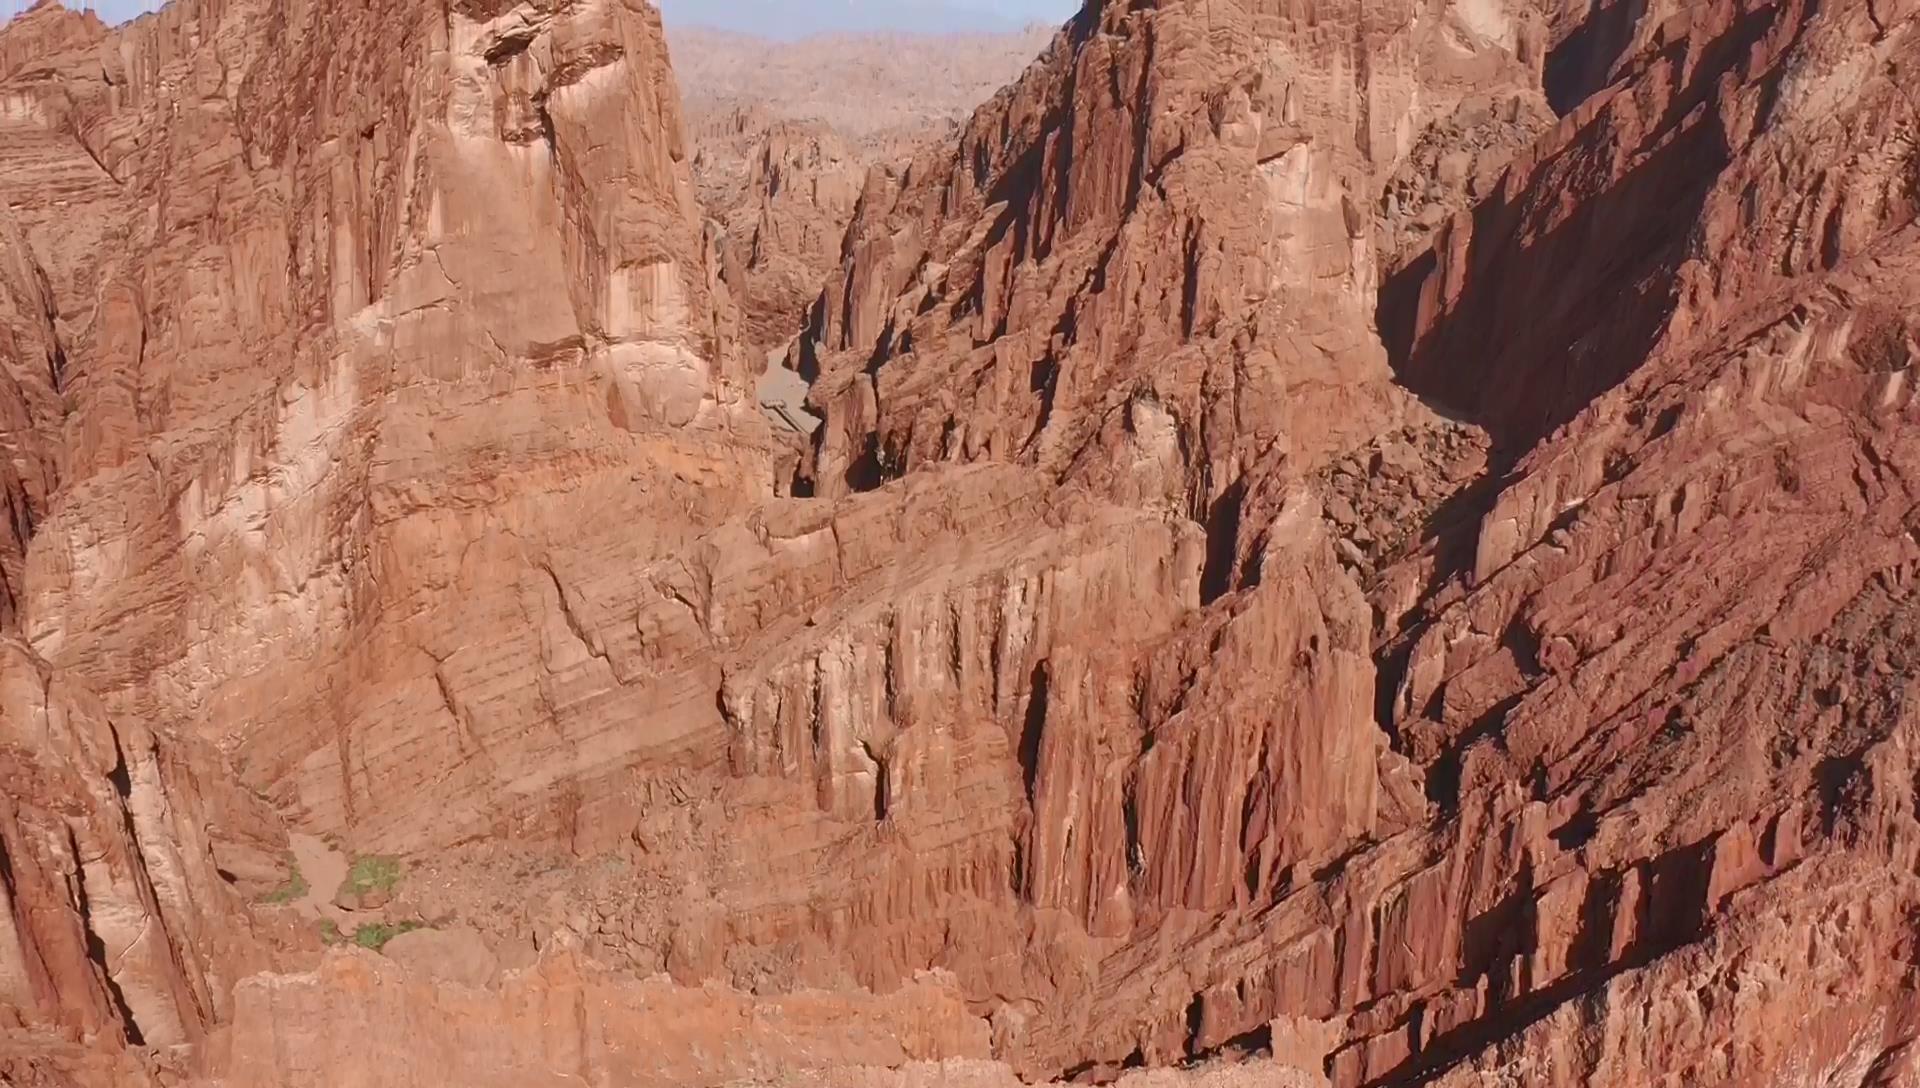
<box><xmin>2</xmin><ymin>0</ymin><xmax>1918</xmax><ymax>1084</ymax></box>
<box><xmin>789</xmin><ymin>0</ymin><xmax>1920</xmax><ymax>1079</ymax></box>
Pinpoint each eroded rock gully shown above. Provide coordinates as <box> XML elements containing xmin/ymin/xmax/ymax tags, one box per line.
<box><xmin>654</xmin><ymin>28</ymin><xmax>1056</xmax><ymax>482</ymax></box>
<box><xmin>3</xmin><ymin>0</ymin><xmax>1920</xmax><ymax>1084</ymax></box>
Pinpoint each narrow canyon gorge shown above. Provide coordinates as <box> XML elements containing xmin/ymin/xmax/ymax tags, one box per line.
<box><xmin>1</xmin><ymin>0</ymin><xmax>1918</xmax><ymax>1084</ymax></box>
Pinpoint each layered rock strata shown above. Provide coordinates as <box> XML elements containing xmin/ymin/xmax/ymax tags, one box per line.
<box><xmin>4</xmin><ymin>0</ymin><xmax>1920</xmax><ymax>1084</ymax></box>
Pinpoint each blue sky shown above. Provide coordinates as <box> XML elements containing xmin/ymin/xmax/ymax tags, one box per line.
<box><xmin>4</xmin><ymin>0</ymin><xmax>1080</xmax><ymax>32</ymax></box>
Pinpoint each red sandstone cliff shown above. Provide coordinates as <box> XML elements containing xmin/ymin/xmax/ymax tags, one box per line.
<box><xmin>1</xmin><ymin>0</ymin><xmax>1918</xmax><ymax>1084</ymax></box>
<box><xmin>790</xmin><ymin>0</ymin><xmax>1920</xmax><ymax>1079</ymax></box>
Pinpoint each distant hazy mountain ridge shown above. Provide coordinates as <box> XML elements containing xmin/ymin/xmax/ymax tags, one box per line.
<box><xmin>655</xmin><ymin>0</ymin><xmax>1069</xmax><ymax>36</ymax></box>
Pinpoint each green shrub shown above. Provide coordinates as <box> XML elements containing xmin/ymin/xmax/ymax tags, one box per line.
<box><xmin>351</xmin><ymin>921</ymin><xmax>424</xmax><ymax>951</ymax></box>
<box><xmin>339</xmin><ymin>855</ymin><xmax>402</xmax><ymax>897</ymax></box>
<box><xmin>259</xmin><ymin>858</ymin><xmax>309</xmax><ymax>905</ymax></box>
<box><xmin>319</xmin><ymin>920</ymin><xmax>344</xmax><ymax>946</ymax></box>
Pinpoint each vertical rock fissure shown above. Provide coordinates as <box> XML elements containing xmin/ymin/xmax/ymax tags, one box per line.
<box><xmin>534</xmin><ymin>92</ymin><xmax>558</xmax><ymax>155</ymax></box>
<box><xmin>861</xmin><ymin>739</ymin><xmax>890</xmax><ymax>822</ymax></box>
<box><xmin>25</xmin><ymin>240</ymin><xmax>65</xmax><ymax>393</ymax></box>
<box><xmin>1199</xmin><ymin>477</ymin><xmax>1246</xmax><ymax>604</ymax></box>
<box><xmin>102</xmin><ymin>727</ymin><xmax>206</xmax><ymax>1027</ymax></box>
<box><xmin>1372</xmin><ymin>636</ymin><xmax>1414</xmax><ymax>750</ymax></box>
<box><xmin>66</xmin><ymin>827</ymin><xmax>145</xmax><ymax>1046</ymax></box>
<box><xmin>1019</xmin><ymin>660</ymin><xmax>1051</xmax><ymax>805</ymax></box>
<box><xmin>1123</xmin><ymin>783</ymin><xmax>1143</xmax><ymax>878</ymax></box>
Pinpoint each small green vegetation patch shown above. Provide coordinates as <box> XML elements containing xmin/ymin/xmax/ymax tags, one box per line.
<box><xmin>319</xmin><ymin>920</ymin><xmax>344</xmax><ymax>946</ymax></box>
<box><xmin>351</xmin><ymin>921</ymin><xmax>424</xmax><ymax>951</ymax></box>
<box><xmin>259</xmin><ymin>858</ymin><xmax>309</xmax><ymax>905</ymax></box>
<box><xmin>340</xmin><ymin>855</ymin><xmax>402</xmax><ymax>897</ymax></box>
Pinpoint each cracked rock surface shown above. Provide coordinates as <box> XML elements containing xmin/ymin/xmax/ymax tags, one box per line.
<box><xmin>4</xmin><ymin>0</ymin><xmax>1920</xmax><ymax>1085</ymax></box>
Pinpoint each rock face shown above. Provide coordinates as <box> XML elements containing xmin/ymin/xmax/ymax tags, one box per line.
<box><xmin>208</xmin><ymin>949</ymin><xmax>994</xmax><ymax>1087</ymax></box>
<box><xmin>702</xmin><ymin>115</ymin><xmax>868</xmax><ymax>357</ymax></box>
<box><xmin>5</xmin><ymin>0</ymin><xmax>1920</xmax><ymax>1084</ymax></box>
<box><xmin>0</xmin><ymin>639</ymin><xmax>279</xmax><ymax>1056</ymax></box>
<box><xmin>1</xmin><ymin>0</ymin><xmax>764</xmax><ymax>854</ymax></box>
<box><xmin>790</xmin><ymin>0</ymin><xmax>1920</xmax><ymax>1079</ymax></box>
<box><xmin>797</xmin><ymin>0</ymin><xmax>1550</xmax><ymax>502</ymax></box>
